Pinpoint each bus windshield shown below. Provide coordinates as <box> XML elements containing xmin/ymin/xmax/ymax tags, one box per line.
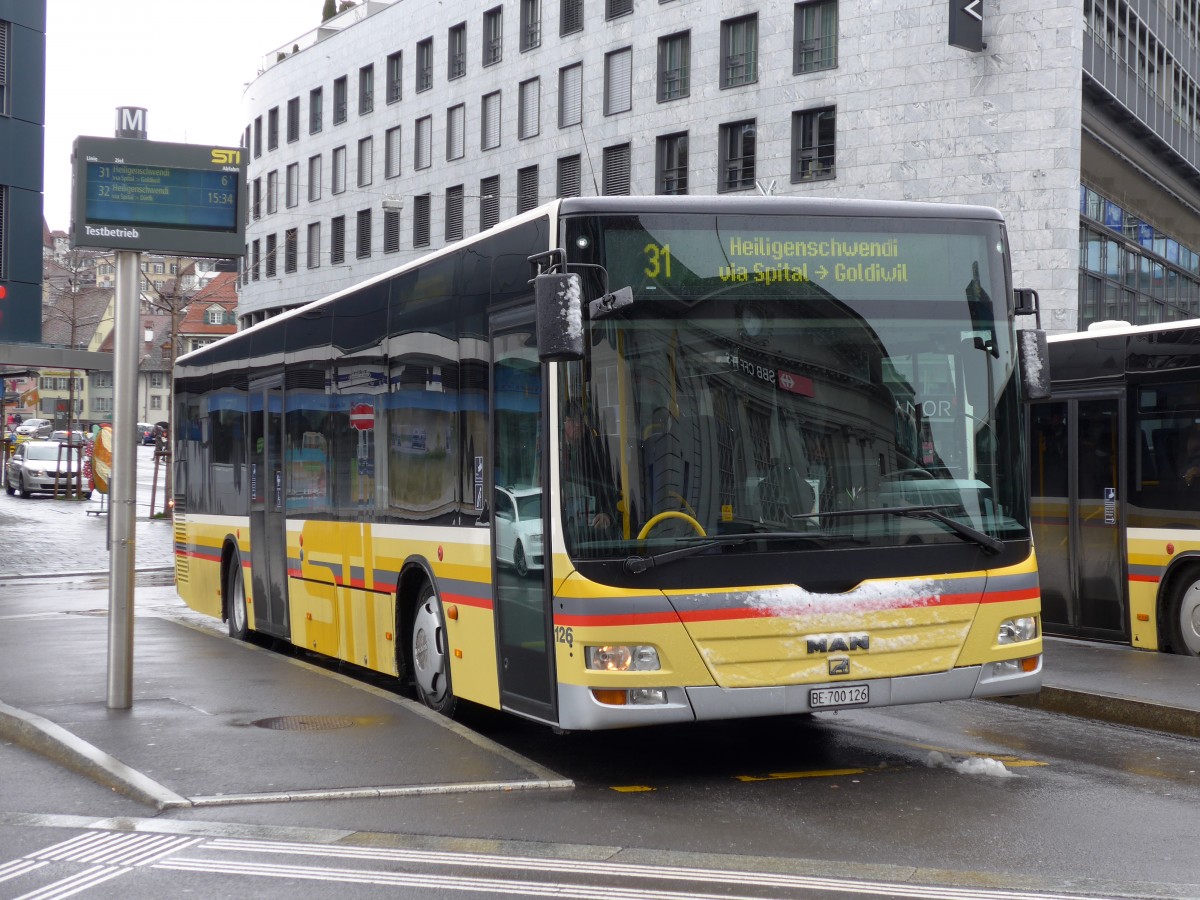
<box><xmin>558</xmin><ymin>212</ymin><xmax>1028</xmax><ymax>563</ymax></box>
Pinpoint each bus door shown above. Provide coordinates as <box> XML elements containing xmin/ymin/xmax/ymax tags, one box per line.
<box><xmin>249</xmin><ymin>377</ymin><xmax>291</xmax><ymax>639</ymax></box>
<box><xmin>1030</xmin><ymin>394</ymin><xmax>1126</xmax><ymax>640</ymax></box>
<box><xmin>489</xmin><ymin>307</ymin><xmax>556</xmax><ymax>723</ymax></box>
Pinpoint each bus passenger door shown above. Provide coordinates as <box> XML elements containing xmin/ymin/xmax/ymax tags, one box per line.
<box><xmin>489</xmin><ymin>308</ymin><xmax>556</xmax><ymax>723</ymax></box>
<box><xmin>1030</xmin><ymin>395</ymin><xmax>1126</xmax><ymax>640</ymax></box>
<box><xmin>249</xmin><ymin>378</ymin><xmax>291</xmax><ymax>639</ymax></box>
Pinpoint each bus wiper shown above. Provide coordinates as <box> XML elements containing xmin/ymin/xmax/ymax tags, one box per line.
<box><xmin>622</xmin><ymin>531</ymin><xmax>837</xmax><ymax>575</ymax></box>
<box><xmin>793</xmin><ymin>505</ymin><xmax>1003</xmax><ymax>555</ymax></box>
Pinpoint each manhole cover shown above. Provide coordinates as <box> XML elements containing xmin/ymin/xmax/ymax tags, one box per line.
<box><xmin>251</xmin><ymin>715</ymin><xmax>358</xmax><ymax>731</ymax></box>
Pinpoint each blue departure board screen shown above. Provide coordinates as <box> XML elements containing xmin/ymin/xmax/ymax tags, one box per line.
<box><xmin>85</xmin><ymin>162</ymin><xmax>239</xmax><ymax>232</ymax></box>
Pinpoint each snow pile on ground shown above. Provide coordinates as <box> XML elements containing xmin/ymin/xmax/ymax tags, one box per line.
<box><xmin>926</xmin><ymin>750</ymin><xmax>1015</xmax><ymax>777</ymax></box>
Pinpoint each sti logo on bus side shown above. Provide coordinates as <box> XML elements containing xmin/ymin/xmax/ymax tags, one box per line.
<box><xmin>211</xmin><ymin>149</ymin><xmax>241</xmax><ymax>166</ymax></box>
<box><xmin>806</xmin><ymin>633</ymin><xmax>870</xmax><ymax>654</ymax></box>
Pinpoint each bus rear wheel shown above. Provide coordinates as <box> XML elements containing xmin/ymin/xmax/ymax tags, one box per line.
<box><xmin>1168</xmin><ymin>577</ymin><xmax>1200</xmax><ymax>656</ymax></box>
<box><xmin>411</xmin><ymin>583</ymin><xmax>457</xmax><ymax>716</ymax></box>
<box><xmin>226</xmin><ymin>550</ymin><xmax>249</xmax><ymax>641</ymax></box>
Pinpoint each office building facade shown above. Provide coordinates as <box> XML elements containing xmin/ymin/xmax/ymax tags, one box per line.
<box><xmin>236</xmin><ymin>0</ymin><xmax>1200</xmax><ymax>336</ymax></box>
<box><xmin>0</xmin><ymin>0</ymin><xmax>45</xmax><ymax>344</ymax></box>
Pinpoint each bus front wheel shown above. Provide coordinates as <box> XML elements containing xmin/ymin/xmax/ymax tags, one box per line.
<box><xmin>1168</xmin><ymin>577</ymin><xmax>1200</xmax><ymax>656</ymax></box>
<box><xmin>226</xmin><ymin>550</ymin><xmax>249</xmax><ymax>641</ymax></box>
<box><xmin>411</xmin><ymin>583</ymin><xmax>457</xmax><ymax>716</ymax></box>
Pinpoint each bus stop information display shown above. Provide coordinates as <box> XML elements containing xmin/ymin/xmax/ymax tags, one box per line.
<box><xmin>70</xmin><ymin>136</ymin><xmax>246</xmax><ymax>258</ymax></box>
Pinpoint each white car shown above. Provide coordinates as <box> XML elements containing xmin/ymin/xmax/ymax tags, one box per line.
<box><xmin>493</xmin><ymin>486</ymin><xmax>544</xmax><ymax>577</ymax></box>
<box><xmin>5</xmin><ymin>440</ymin><xmax>83</xmax><ymax>497</ymax></box>
<box><xmin>14</xmin><ymin>418</ymin><xmax>52</xmax><ymax>442</ymax></box>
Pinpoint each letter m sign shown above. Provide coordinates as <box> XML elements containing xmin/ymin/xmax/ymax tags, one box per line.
<box><xmin>115</xmin><ymin>106</ymin><xmax>148</xmax><ymax>139</ymax></box>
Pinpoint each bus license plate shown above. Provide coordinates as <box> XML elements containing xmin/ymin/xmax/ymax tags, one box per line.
<box><xmin>809</xmin><ymin>684</ymin><xmax>869</xmax><ymax>709</ymax></box>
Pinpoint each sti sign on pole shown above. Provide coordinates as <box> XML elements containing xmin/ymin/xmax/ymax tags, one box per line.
<box><xmin>70</xmin><ymin>136</ymin><xmax>247</xmax><ymax>258</ymax></box>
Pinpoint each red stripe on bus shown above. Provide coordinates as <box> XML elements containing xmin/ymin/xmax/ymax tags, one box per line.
<box><xmin>554</xmin><ymin>611</ymin><xmax>682</xmax><ymax>627</ymax></box>
<box><xmin>1129</xmin><ymin>573</ymin><xmax>1160</xmax><ymax>583</ymax></box>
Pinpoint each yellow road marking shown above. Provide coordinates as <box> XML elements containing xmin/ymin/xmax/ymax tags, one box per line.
<box><xmin>736</xmin><ymin>768</ymin><xmax>867</xmax><ymax>783</ymax></box>
<box><xmin>610</xmin><ymin>785</ymin><xmax>656</xmax><ymax>792</ymax></box>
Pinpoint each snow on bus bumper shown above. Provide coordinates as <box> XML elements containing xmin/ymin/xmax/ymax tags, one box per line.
<box><xmin>556</xmin><ymin>656</ymin><xmax>1041</xmax><ymax>730</ymax></box>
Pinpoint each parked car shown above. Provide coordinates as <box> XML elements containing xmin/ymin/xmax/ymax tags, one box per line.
<box><xmin>49</xmin><ymin>430</ymin><xmax>87</xmax><ymax>445</ymax></box>
<box><xmin>4</xmin><ymin>440</ymin><xmax>83</xmax><ymax>497</ymax></box>
<box><xmin>493</xmin><ymin>486</ymin><xmax>544</xmax><ymax>577</ymax></box>
<box><xmin>14</xmin><ymin>418</ymin><xmax>52</xmax><ymax>443</ymax></box>
<box><xmin>138</xmin><ymin>422</ymin><xmax>156</xmax><ymax>445</ymax></box>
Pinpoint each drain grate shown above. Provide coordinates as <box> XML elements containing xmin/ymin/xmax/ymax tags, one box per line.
<box><xmin>251</xmin><ymin>715</ymin><xmax>358</xmax><ymax>731</ymax></box>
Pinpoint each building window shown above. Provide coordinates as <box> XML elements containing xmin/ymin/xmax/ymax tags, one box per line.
<box><xmin>0</xmin><ymin>21</ymin><xmax>8</xmax><ymax>115</ymax></box>
<box><xmin>286</xmin><ymin>163</ymin><xmax>299</xmax><ymax>207</ymax></box>
<box><xmin>603</xmin><ymin>144</ymin><xmax>631</xmax><ymax>194</ymax></box>
<box><xmin>561</xmin><ymin>0</ymin><xmax>583</xmax><ymax>35</ymax></box>
<box><xmin>333</xmin><ymin>75</ymin><xmax>348</xmax><ymax>124</ymax></box>
<box><xmin>308</xmin><ymin>154</ymin><xmax>322</xmax><ymax>201</ymax></box>
<box><xmin>607</xmin><ymin>0</ymin><xmax>633</xmax><ymax>19</ymax></box>
<box><xmin>205</xmin><ymin>307</ymin><xmax>226</xmax><ymax>326</ymax></box>
<box><xmin>359</xmin><ymin>64</ymin><xmax>374</xmax><ymax>114</ymax></box>
<box><xmin>792</xmin><ymin>106</ymin><xmax>836</xmax><ymax>181</ymax></box>
<box><xmin>287</xmin><ymin>97</ymin><xmax>300</xmax><ymax>142</ymax></box>
<box><xmin>720</xmin><ymin>119</ymin><xmax>756</xmax><ymax>190</ymax></box>
<box><xmin>331</xmin><ymin>215</ymin><xmax>346</xmax><ymax>265</ymax></box>
<box><xmin>446</xmin><ymin>184</ymin><xmax>465</xmax><ymax>241</ymax></box>
<box><xmin>656</xmin><ymin>132</ymin><xmax>688</xmax><ymax>194</ymax></box>
<box><xmin>310</xmin><ymin>87</ymin><xmax>323</xmax><ymax>134</ymax></box>
<box><xmin>253</xmin><ymin>116</ymin><xmax>262</xmax><ymax>157</ymax></box>
<box><xmin>332</xmin><ymin>145</ymin><xmax>347</xmax><ymax>194</ymax></box>
<box><xmin>356</xmin><ymin>209</ymin><xmax>372</xmax><ymax>259</ymax></box>
<box><xmin>559</xmin><ymin>63</ymin><xmax>582</xmax><ymax>128</ymax></box>
<box><xmin>387</xmin><ymin>50</ymin><xmax>403</xmax><ymax>103</ymax></box>
<box><xmin>265</xmin><ymin>233</ymin><xmax>277</xmax><ymax>277</ymax></box>
<box><xmin>480</xmin><ymin>175</ymin><xmax>501</xmax><ymax>229</ymax></box>
<box><xmin>307</xmin><ymin>222</ymin><xmax>321</xmax><ymax>268</ymax></box>
<box><xmin>658</xmin><ymin>31</ymin><xmax>690</xmax><ymax>101</ymax></box>
<box><xmin>251</xmin><ymin>240</ymin><xmax>261</xmax><ymax>280</ymax></box>
<box><xmin>482</xmin><ymin>91</ymin><xmax>501</xmax><ymax>150</ymax></box>
<box><xmin>794</xmin><ymin>0</ymin><xmax>837</xmax><ymax>73</ymax></box>
<box><xmin>252</xmin><ymin>177</ymin><xmax>262</xmax><ymax>219</ymax></box>
<box><xmin>150</xmin><ymin>396</ymin><xmax>162</xmax><ymax>411</ymax></box>
<box><xmin>414</xmin><ymin>194</ymin><xmax>431</xmax><ymax>247</ymax></box>
<box><xmin>558</xmin><ymin>155</ymin><xmax>581</xmax><ymax>197</ymax></box>
<box><xmin>447</xmin><ymin>104</ymin><xmax>466</xmax><ymax>160</ymax></box>
<box><xmin>484</xmin><ymin>7</ymin><xmax>503</xmax><ymax>66</ymax></box>
<box><xmin>358</xmin><ymin>136</ymin><xmax>373</xmax><ymax>187</ymax></box>
<box><xmin>517</xmin><ymin>165</ymin><xmax>539</xmax><ymax>213</ymax></box>
<box><xmin>521</xmin><ymin>0</ymin><xmax>541</xmax><ymax>51</ymax></box>
<box><xmin>385</xmin><ymin>126</ymin><xmax>402</xmax><ymax>177</ymax></box>
<box><xmin>417</xmin><ymin>38</ymin><xmax>433</xmax><ymax>92</ymax></box>
<box><xmin>518</xmin><ymin>78</ymin><xmax>540</xmax><ymax>139</ymax></box>
<box><xmin>285</xmin><ymin>228</ymin><xmax>298</xmax><ymax>273</ymax></box>
<box><xmin>384</xmin><ymin>209</ymin><xmax>401</xmax><ymax>253</ymax></box>
<box><xmin>267</xmin><ymin>106</ymin><xmax>279</xmax><ymax>150</ymax></box>
<box><xmin>605</xmin><ymin>48</ymin><xmax>633</xmax><ymax>115</ymax></box>
<box><xmin>449</xmin><ymin>23</ymin><xmax>466</xmax><ymax>79</ymax></box>
<box><xmin>721</xmin><ymin>15</ymin><xmax>758</xmax><ymax>87</ymax></box>
<box><xmin>415</xmin><ymin>115</ymin><xmax>432</xmax><ymax>169</ymax></box>
<box><xmin>266</xmin><ymin>170</ymin><xmax>278</xmax><ymax>214</ymax></box>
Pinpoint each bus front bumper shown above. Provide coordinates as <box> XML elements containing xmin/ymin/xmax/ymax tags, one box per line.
<box><xmin>556</xmin><ymin>656</ymin><xmax>1042</xmax><ymax>731</ymax></box>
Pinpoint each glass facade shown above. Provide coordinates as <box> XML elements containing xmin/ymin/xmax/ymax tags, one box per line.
<box><xmin>1078</xmin><ymin>185</ymin><xmax>1200</xmax><ymax>328</ymax></box>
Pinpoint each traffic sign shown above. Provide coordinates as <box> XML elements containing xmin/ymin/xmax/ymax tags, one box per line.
<box><xmin>350</xmin><ymin>403</ymin><xmax>375</xmax><ymax>431</ymax></box>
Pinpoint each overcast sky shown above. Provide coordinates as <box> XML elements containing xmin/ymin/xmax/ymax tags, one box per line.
<box><xmin>44</xmin><ymin>1</ymin><xmax>322</xmax><ymax>232</ymax></box>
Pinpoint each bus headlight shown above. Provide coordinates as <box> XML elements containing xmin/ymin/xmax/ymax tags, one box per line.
<box><xmin>585</xmin><ymin>645</ymin><xmax>660</xmax><ymax>671</ymax></box>
<box><xmin>997</xmin><ymin>616</ymin><xmax>1038</xmax><ymax>644</ymax></box>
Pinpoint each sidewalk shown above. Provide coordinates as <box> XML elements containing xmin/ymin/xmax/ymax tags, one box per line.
<box><xmin>0</xmin><ymin>589</ymin><xmax>570</xmax><ymax>810</ymax></box>
<box><xmin>1</xmin><ymin>574</ymin><xmax>1197</xmax><ymax>811</ymax></box>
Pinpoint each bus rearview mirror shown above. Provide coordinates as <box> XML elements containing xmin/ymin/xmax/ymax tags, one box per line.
<box><xmin>534</xmin><ymin>273</ymin><xmax>585</xmax><ymax>363</ymax></box>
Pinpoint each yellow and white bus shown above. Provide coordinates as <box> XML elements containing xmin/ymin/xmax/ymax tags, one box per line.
<box><xmin>1030</xmin><ymin>319</ymin><xmax>1200</xmax><ymax>656</ymax></box>
<box><xmin>173</xmin><ymin>196</ymin><xmax>1044</xmax><ymax>729</ymax></box>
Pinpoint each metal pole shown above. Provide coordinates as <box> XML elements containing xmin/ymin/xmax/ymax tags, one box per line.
<box><xmin>107</xmin><ymin>249</ymin><xmax>140</xmax><ymax>709</ymax></box>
